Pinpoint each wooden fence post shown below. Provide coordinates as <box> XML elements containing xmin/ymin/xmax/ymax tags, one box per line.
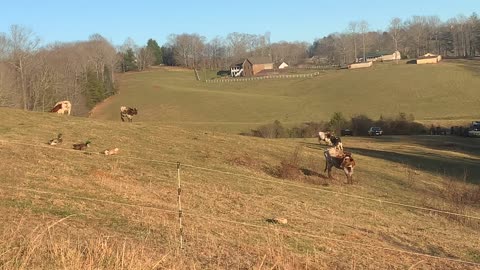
<box><xmin>177</xmin><ymin>162</ymin><xmax>184</xmax><ymax>250</ymax></box>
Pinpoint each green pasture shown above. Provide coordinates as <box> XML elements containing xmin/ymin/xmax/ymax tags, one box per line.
<box><xmin>91</xmin><ymin>60</ymin><xmax>480</xmax><ymax>132</ymax></box>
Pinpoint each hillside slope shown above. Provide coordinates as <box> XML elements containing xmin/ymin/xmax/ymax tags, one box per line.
<box><xmin>0</xmin><ymin>108</ymin><xmax>480</xmax><ymax>269</ymax></box>
<box><xmin>90</xmin><ymin>61</ymin><xmax>480</xmax><ymax>132</ymax></box>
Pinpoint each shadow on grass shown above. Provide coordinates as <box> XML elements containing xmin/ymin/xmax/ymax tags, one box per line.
<box><xmin>452</xmin><ymin>58</ymin><xmax>480</xmax><ymax>76</ymax></box>
<box><xmin>301</xmin><ymin>139</ymin><xmax>480</xmax><ymax>183</ymax></box>
<box><xmin>406</xmin><ymin>136</ymin><xmax>480</xmax><ymax>159</ymax></box>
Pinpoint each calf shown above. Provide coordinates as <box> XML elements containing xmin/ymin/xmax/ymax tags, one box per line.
<box><xmin>329</xmin><ymin>135</ymin><xmax>343</xmax><ymax>151</ymax></box>
<box><xmin>120</xmin><ymin>106</ymin><xmax>138</xmax><ymax>122</ymax></box>
<box><xmin>319</xmin><ymin>131</ymin><xmax>343</xmax><ymax>150</ymax></box>
<box><xmin>324</xmin><ymin>148</ymin><xmax>356</xmax><ymax>184</ymax></box>
<box><xmin>50</xmin><ymin>101</ymin><xmax>72</xmax><ymax>115</ymax></box>
<box><xmin>318</xmin><ymin>131</ymin><xmax>332</xmax><ymax>145</ymax></box>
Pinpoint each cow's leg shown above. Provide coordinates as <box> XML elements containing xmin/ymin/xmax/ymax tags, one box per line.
<box><xmin>120</xmin><ymin>113</ymin><xmax>125</xmax><ymax>122</ymax></box>
<box><xmin>128</xmin><ymin>115</ymin><xmax>133</xmax><ymax>122</ymax></box>
<box><xmin>344</xmin><ymin>167</ymin><xmax>353</xmax><ymax>184</ymax></box>
<box><xmin>324</xmin><ymin>153</ymin><xmax>329</xmax><ymax>172</ymax></box>
<box><xmin>327</xmin><ymin>164</ymin><xmax>334</xmax><ymax>178</ymax></box>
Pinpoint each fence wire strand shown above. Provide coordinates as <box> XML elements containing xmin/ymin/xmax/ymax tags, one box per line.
<box><xmin>0</xmin><ymin>184</ymin><xmax>479</xmax><ymax>267</ymax></box>
<box><xmin>1</xmin><ymin>138</ymin><xmax>480</xmax><ymax>222</ymax></box>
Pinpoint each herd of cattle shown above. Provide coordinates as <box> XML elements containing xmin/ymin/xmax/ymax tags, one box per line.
<box><xmin>50</xmin><ymin>101</ymin><xmax>138</xmax><ymax>122</ymax></box>
<box><xmin>49</xmin><ymin>101</ymin><xmax>356</xmax><ymax>183</ymax></box>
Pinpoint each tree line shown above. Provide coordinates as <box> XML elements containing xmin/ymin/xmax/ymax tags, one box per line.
<box><xmin>0</xmin><ymin>26</ymin><xmax>163</xmax><ymax>115</ymax></box>
<box><xmin>1</xmin><ymin>13</ymin><xmax>479</xmax><ymax>114</ymax></box>
<box><xmin>311</xmin><ymin>13</ymin><xmax>480</xmax><ymax>65</ymax></box>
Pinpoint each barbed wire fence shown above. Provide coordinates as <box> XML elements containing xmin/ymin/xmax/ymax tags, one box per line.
<box><xmin>1</xmin><ymin>138</ymin><xmax>480</xmax><ymax>267</ymax></box>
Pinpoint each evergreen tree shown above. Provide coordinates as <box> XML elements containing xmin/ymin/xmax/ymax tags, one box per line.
<box><xmin>147</xmin><ymin>39</ymin><xmax>163</xmax><ymax>65</ymax></box>
<box><xmin>123</xmin><ymin>48</ymin><xmax>138</xmax><ymax>72</ymax></box>
<box><xmin>84</xmin><ymin>70</ymin><xmax>106</xmax><ymax>108</ymax></box>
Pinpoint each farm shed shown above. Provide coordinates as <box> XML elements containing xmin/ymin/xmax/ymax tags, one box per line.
<box><xmin>348</xmin><ymin>61</ymin><xmax>373</xmax><ymax>69</ymax></box>
<box><xmin>379</xmin><ymin>51</ymin><xmax>401</xmax><ymax>61</ymax></box>
<box><xmin>230</xmin><ymin>57</ymin><xmax>274</xmax><ymax>77</ymax></box>
<box><xmin>360</xmin><ymin>51</ymin><xmax>401</xmax><ymax>62</ymax></box>
<box><xmin>416</xmin><ymin>53</ymin><xmax>442</xmax><ymax>64</ymax></box>
<box><xmin>278</xmin><ymin>62</ymin><xmax>289</xmax><ymax>69</ymax></box>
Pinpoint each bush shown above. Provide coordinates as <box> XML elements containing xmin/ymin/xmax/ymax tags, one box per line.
<box><xmin>372</xmin><ymin>113</ymin><xmax>427</xmax><ymax>135</ymax></box>
<box><xmin>351</xmin><ymin>115</ymin><xmax>374</xmax><ymax>136</ymax></box>
<box><xmin>245</xmin><ymin>113</ymin><xmax>428</xmax><ymax>138</ymax></box>
<box><xmin>328</xmin><ymin>112</ymin><xmax>349</xmax><ymax>134</ymax></box>
<box><xmin>251</xmin><ymin>120</ymin><xmax>286</xmax><ymax>138</ymax></box>
<box><xmin>248</xmin><ymin>120</ymin><xmax>328</xmax><ymax>139</ymax></box>
<box><xmin>276</xmin><ymin>146</ymin><xmax>303</xmax><ymax>180</ymax></box>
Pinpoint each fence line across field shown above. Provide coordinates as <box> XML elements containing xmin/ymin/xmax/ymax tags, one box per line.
<box><xmin>1</xmin><ymin>138</ymin><xmax>479</xmax><ymax>222</ymax></box>
<box><xmin>0</xmin><ymin>183</ymin><xmax>479</xmax><ymax>267</ymax></box>
<box><xmin>205</xmin><ymin>72</ymin><xmax>321</xmax><ymax>83</ymax></box>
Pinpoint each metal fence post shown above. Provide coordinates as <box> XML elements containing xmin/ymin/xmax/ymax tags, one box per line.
<box><xmin>177</xmin><ymin>162</ymin><xmax>184</xmax><ymax>250</ymax></box>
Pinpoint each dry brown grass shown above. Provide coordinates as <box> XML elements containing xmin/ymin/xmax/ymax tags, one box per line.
<box><xmin>1</xmin><ymin>109</ymin><xmax>480</xmax><ymax>269</ymax></box>
<box><xmin>0</xmin><ymin>215</ymin><xmax>171</xmax><ymax>269</ymax></box>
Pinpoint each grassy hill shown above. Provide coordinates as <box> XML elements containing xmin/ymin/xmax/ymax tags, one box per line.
<box><xmin>90</xmin><ymin>60</ymin><xmax>480</xmax><ymax>133</ymax></box>
<box><xmin>1</xmin><ymin>108</ymin><xmax>480</xmax><ymax>269</ymax></box>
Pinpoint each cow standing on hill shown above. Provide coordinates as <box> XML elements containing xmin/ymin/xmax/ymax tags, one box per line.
<box><xmin>120</xmin><ymin>106</ymin><xmax>138</xmax><ymax>122</ymax></box>
<box><xmin>50</xmin><ymin>101</ymin><xmax>72</xmax><ymax>115</ymax></box>
<box><xmin>324</xmin><ymin>147</ymin><xmax>356</xmax><ymax>184</ymax></box>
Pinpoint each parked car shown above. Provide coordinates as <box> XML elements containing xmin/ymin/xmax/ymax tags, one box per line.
<box><xmin>468</xmin><ymin>121</ymin><xmax>480</xmax><ymax>137</ymax></box>
<box><xmin>368</xmin><ymin>127</ymin><xmax>383</xmax><ymax>136</ymax></box>
<box><xmin>341</xmin><ymin>129</ymin><xmax>353</xmax><ymax>136</ymax></box>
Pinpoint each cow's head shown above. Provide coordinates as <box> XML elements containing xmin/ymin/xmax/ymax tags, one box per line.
<box><xmin>341</xmin><ymin>155</ymin><xmax>356</xmax><ymax>183</ymax></box>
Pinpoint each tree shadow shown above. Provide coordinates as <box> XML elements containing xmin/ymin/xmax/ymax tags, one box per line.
<box><xmin>451</xmin><ymin>58</ymin><xmax>480</xmax><ymax>76</ymax></box>
<box><xmin>347</xmin><ymin>146</ymin><xmax>479</xmax><ymax>183</ymax></box>
<box><xmin>406</xmin><ymin>136</ymin><xmax>480</xmax><ymax>159</ymax></box>
<box><xmin>301</xmin><ymin>138</ymin><xmax>480</xmax><ymax>183</ymax></box>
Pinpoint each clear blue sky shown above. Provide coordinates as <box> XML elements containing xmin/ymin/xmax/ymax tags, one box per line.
<box><xmin>1</xmin><ymin>0</ymin><xmax>478</xmax><ymax>46</ymax></box>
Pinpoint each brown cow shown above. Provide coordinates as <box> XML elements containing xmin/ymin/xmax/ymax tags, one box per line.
<box><xmin>50</xmin><ymin>101</ymin><xmax>72</xmax><ymax>115</ymax></box>
<box><xmin>324</xmin><ymin>147</ymin><xmax>356</xmax><ymax>184</ymax></box>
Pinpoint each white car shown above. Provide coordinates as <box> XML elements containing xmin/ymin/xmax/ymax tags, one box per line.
<box><xmin>368</xmin><ymin>127</ymin><xmax>383</xmax><ymax>136</ymax></box>
<box><xmin>468</xmin><ymin>121</ymin><xmax>480</xmax><ymax>137</ymax></box>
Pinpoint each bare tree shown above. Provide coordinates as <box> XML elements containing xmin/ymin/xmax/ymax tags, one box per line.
<box><xmin>226</xmin><ymin>32</ymin><xmax>249</xmax><ymax>61</ymax></box>
<box><xmin>205</xmin><ymin>36</ymin><xmax>227</xmax><ymax>69</ymax></box>
<box><xmin>136</xmin><ymin>46</ymin><xmax>154</xmax><ymax>71</ymax></box>
<box><xmin>389</xmin><ymin>18</ymin><xmax>402</xmax><ymax>52</ymax></box>
<box><xmin>167</xmin><ymin>33</ymin><xmax>206</xmax><ymax>68</ymax></box>
<box><xmin>389</xmin><ymin>18</ymin><xmax>402</xmax><ymax>63</ymax></box>
<box><xmin>348</xmin><ymin>21</ymin><xmax>358</xmax><ymax>61</ymax></box>
<box><xmin>7</xmin><ymin>25</ymin><xmax>40</xmax><ymax>110</ymax></box>
<box><xmin>406</xmin><ymin>16</ymin><xmax>428</xmax><ymax>57</ymax></box>
<box><xmin>426</xmin><ymin>16</ymin><xmax>441</xmax><ymax>54</ymax></box>
<box><xmin>271</xmin><ymin>41</ymin><xmax>308</xmax><ymax>65</ymax></box>
<box><xmin>359</xmin><ymin>20</ymin><xmax>369</xmax><ymax>62</ymax></box>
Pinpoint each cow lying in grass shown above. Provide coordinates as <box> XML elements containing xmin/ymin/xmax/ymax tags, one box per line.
<box><xmin>120</xmin><ymin>106</ymin><xmax>138</xmax><ymax>122</ymax></box>
<box><xmin>324</xmin><ymin>147</ymin><xmax>356</xmax><ymax>184</ymax></box>
<box><xmin>50</xmin><ymin>101</ymin><xmax>71</xmax><ymax>115</ymax></box>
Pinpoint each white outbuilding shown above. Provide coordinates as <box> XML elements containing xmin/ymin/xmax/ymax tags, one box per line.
<box><xmin>278</xmin><ymin>62</ymin><xmax>289</xmax><ymax>69</ymax></box>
